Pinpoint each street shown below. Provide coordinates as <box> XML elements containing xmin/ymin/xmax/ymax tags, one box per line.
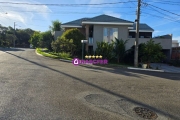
<box><xmin>0</xmin><ymin>48</ymin><xmax>179</xmax><ymax>120</ymax></box>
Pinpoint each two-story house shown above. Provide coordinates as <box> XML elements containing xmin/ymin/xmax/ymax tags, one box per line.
<box><xmin>61</xmin><ymin>14</ymin><xmax>172</xmax><ymax>61</ymax></box>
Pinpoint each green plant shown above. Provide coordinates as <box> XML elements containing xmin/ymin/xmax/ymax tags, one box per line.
<box><xmin>124</xmin><ymin>43</ymin><xmax>146</xmax><ymax>64</ymax></box>
<box><xmin>41</xmin><ymin>30</ymin><xmax>54</xmax><ymax>50</ymax></box>
<box><xmin>49</xmin><ymin>20</ymin><xmax>62</xmax><ymax>31</ymax></box>
<box><xmin>141</xmin><ymin>39</ymin><xmax>166</xmax><ymax>68</ymax></box>
<box><xmin>60</xmin><ymin>28</ymin><xmax>85</xmax><ymax>56</ymax></box>
<box><xmin>59</xmin><ymin>52</ymin><xmax>71</xmax><ymax>59</ymax></box>
<box><xmin>96</xmin><ymin>41</ymin><xmax>114</xmax><ymax>60</ymax></box>
<box><xmin>51</xmin><ymin>37</ymin><xmax>76</xmax><ymax>55</ymax></box>
<box><xmin>29</xmin><ymin>31</ymin><xmax>42</xmax><ymax>48</ymax></box>
<box><xmin>113</xmin><ymin>38</ymin><xmax>128</xmax><ymax>63</ymax></box>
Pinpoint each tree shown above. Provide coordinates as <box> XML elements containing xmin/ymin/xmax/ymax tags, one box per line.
<box><xmin>60</xmin><ymin>28</ymin><xmax>85</xmax><ymax>55</ymax></box>
<box><xmin>96</xmin><ymin>41</ymin><xmax>114</xmax><ymax>60</ymax></box>
<box><xmin>16</xmin><ymin>30</ymin><xmax>31</xmax><ymax>45</ymax></box>
<box><xmin>49</xmin><ymin>20</ymin><xmax>61</xmax><ymax>32</ymax></box>
<box><xmin>124</xmin><ymin>43</ymin><xmax>146</xmax><ymax>64</ymax></box>
<box><xmin>51</xmin><ymin>40</ymin><xmax>60</xmax><ymax>53</ymax></box>
<box><xmin>59</xmin><ymin>38</ymin><xmax>75</xmax><ymax>53</ymax></box>
<box><xmin>41</xmin><ymin>30</ymin><xmax>54</xmax><ymax>50</ymax></box>
<box><xmin>51</xmin><ymin>37</ymin><xmax>76</xmax><ymax>54</ymax></box>
<box><xmin>29</xmin><ymin>31</ymin><xmax>42</xmax><ymax>48</ymax></box>
<box><xmin>113</xmin><ymin>38</ymin><xmax>128</xmax><ymax>63</ymax></box>
<box><xmin>141</xmin><ymin>39</ymin><xmax>166</xmax><ymax>68</ymax></box>
<box><xmin>0</xmin><ymin>24</ymin><xmax>35</xmax><ymax>48</ymax></box>
<box><xmin>6</xmin><ymin>34</ymin><xmax>15</xmax><ymax>47</ymax></box>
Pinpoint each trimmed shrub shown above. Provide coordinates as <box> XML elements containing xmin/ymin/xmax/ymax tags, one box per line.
<box><xmin>60</xmin><ymin>28</ymin><xmax>85</xmax><ymax>56</ymax></box>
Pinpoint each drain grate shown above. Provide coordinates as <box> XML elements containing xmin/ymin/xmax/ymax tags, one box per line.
<box><xmin>134</xmin><ymin>107</ymin><xmax>158</xmax><ymax>119</ymax></box>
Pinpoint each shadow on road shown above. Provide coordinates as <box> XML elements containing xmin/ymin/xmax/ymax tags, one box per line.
<box><xmin>80</xmin><ymin>64</ymin><xmax>180</xmax><ymax>81</ymax></box>
<box><xmin>81</xmin><ymin>65</ymin><xmax>145</xmax><ymax>78</ymax></box>
<box><xmin>4</xmin><ymin>51</ymin><xmax>180</xmax><ymax>120</ymax></box>
<box><xmin>0</xmin><ymin>48</ymin><xmax>25</xmax><ymax>51</ymax></box>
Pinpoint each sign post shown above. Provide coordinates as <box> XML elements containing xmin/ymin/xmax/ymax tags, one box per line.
<box><xmin>81</xmin><ymin>40</ymin><xmax>88</xmax><ymax>60</ymax></box>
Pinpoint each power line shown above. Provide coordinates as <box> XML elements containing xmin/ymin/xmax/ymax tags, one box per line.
<box><xmin>145</xmin><ymin>0</ymin><xmax>180</xmax><ymax>4</ymax></box>
<box><xmin>145</xmin><ymin>1</ymin><xmax>180</xmax><ymax>5</ymax></box>
<box><xmin>5</xmin><ymin>10</ymin><xmax>136</xmax><ymax>14</ymax></box>
<box><xmin>142</xmin><ymin>12</ymin><xmax>180</xmax><ymax>24</ymax></box>
<box><xmin>1</xmin><ymin>5</ymin><xmax>136</xmax><ymax>8</ymax></box>
<box><xmin>143</xmin><ymin>6</ymin><xmax>177</xmax><ymax>20</ymax></box>
<box><xmin>141</xmin><ymin>7</ymin><xmax>179</xmax><ymax>12</ymax></box>
<box><xmin>142</xmin><ymin>2</ymin><xmax>180</xmax><ymax>17</ymax></box>
<box><xmin>0</xmin><ymin>1</ymin><xmax>137</xmax><ymax>6</ymax></box>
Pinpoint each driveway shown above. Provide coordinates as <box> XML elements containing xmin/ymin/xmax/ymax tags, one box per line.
<box><xmin>150</xmin><ymin>63</ymin><xmax>180</xmax><ymax>73</ymax></box>
<box><xmin>0</xmin><ymin>48</ymin><xmax>180</xmax><ymax>120</ymax></box>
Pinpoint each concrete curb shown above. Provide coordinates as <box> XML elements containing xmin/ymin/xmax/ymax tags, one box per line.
<box><xmin>35</xmin><ymin>49</ymin><xmax>43</xmax><ymax>56</ymax></box>
<box><xmin>35</xmin><ymin>52</ymin><xmax>176</xmax><ymax>73</ymax></box>
<box><xmin>59</xmin><ymin>59</ymin><xmax>72</xmax><ymax>63</ymax></box>
<box><xmin>127</xmin><ymin>67</ymin><xmax>165</xmax><ymax>72</ymax></box>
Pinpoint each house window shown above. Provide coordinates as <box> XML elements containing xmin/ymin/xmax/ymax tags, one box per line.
<box><xmin>103</xmin><ymin>28</ymin><xmax>118</xmax><ymax>43</ymax></box>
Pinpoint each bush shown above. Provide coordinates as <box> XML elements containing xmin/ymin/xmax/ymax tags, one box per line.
<box><xmin>113</xmin><ymin>38</ymin><xmax>128</xmax><ymax>63</ymax></box>
<box><xmin>95</xmin><ymin>41</ymin><xmax>114</xmax><ymax>60</ymax></box>
<box><xmin>124</xmin><ymin>43</ymin><xmax>146</xmax><ymax>64</ymax></box>
<box><xmin>59</xmin><ymin>52</ymin><xmax>71</xmax><ymax>59</ymax></box>
<box><xmin>51</xmin><ymin>37</ymin><xmax>76</xmax><ymax>55</ymax></box>
<box><xmin>60</xmin><ymin>28</ymin><xmax>85</xmax><ymax>56</ymax></box>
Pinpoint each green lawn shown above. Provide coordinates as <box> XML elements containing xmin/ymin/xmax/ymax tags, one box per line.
<box><xmin>36</xmin><ymin>48</ymin><xmax>134</xmax><ymax>68</ymax></box>
<box><xmin>36</xmin><ymin>48</ymin><xmax>72</xmax><ymax>60</ymax></box>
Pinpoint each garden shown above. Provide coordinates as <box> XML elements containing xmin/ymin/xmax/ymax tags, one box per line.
<box><xmin>29</xmin><ymin>20</ymin><xmax>167</xmax><ymax>68</ymax></box>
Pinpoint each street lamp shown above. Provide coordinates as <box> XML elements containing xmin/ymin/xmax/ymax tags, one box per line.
<box><xmin>81</xmin><ymin>40</ymin><xmax>88</xmax><ymax>60</ymax></box>
<box><xmin>13</xmin><ymin>22</ymin><xmax>21</xmax><ymax>48</ymax></box>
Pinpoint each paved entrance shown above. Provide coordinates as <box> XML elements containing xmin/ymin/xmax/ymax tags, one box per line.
<box><xmin>150</xmin><ymin>63</ymin><xmax>180</xmax><ymax>73</ymax></box>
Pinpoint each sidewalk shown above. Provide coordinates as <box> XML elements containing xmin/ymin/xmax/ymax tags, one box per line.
<box><xmin>150</xmin><ymin>63</ymin><xmax>180</xmax><ymax>73</ymax></box>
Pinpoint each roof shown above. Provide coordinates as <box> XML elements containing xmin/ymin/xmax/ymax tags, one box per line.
<box><xmin>62</xmin><ymin>14</ymin><xmax>133</xmax><ymax>26</ymax></box>
<box><xmin>82</xmin><ymin>14</ymin><xmax>133</xmax><ymax>23</ymax></box>
<box><xmin>62</xmin><ymin>18</ymin><xmax>89</xmax><ymax>26</ymax></box>
<box><xmin>153</xmin><ymin>34</ymin><xmax>172</xmax><ymax>39</ymax></box>
<box><xmin>131</xmin><ymin>23</ymin><xmax>154</xmax><ymax>31</ymax></box>
<box><xmin>61</xmin><ymin>15</ymin><xmax>153</xmax><ymax>32</ymax></box>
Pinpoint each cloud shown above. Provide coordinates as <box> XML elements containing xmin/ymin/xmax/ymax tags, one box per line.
<box><xmin>104</xmin><ymin>11</ymin><xmax>121</xmax><ymax>18</ymax></box>
<box><xmin>0</xmin><ymin>0</ymin><xmax>52</xmax><ymax>27</ymax></box>
<box><xmin>85</xmin><ymin>0</ymin><xmax>122</xmax><ymax>13</ymax></box>
<box><xmin>153</xmin><ymin>30</ymin><xmax>163</xmax><ymax>36</ymax></box>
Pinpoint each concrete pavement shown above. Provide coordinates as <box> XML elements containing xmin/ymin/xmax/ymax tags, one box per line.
<box><xmin>151</xmin><ymin>63</ymin><xmax>180</xmax><ymax>73</ymax></box>
<box><xmin>0</xmin><ymin>48</ymin><xmax>180</xmax><ymax>120</ymax></box>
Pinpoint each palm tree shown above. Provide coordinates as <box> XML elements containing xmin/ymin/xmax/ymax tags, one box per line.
<box><xmin>113</xmin><ymin>38</ymin><xmax>128</xmax><ymax>63</ymax></box>
<box><xmin>49</xmin><ymin>20</ymin><xmax>62</xmax><ymax>32</ymax></box>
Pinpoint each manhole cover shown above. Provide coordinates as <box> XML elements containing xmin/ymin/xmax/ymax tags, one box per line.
<box><xmin>134</xmin><ymin>107</ymin><xmax>158</xmax><ymax>119</ymax></box>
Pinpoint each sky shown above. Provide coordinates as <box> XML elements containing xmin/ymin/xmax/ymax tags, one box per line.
<box><xmin>0</xmin><ymin>0</ymin><xmax>180</xmax><ymax>43</ymax></box>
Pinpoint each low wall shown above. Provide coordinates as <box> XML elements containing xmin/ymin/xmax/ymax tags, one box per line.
<box><xmin>126</xmin><ymin>38</ymin><xmax>172</xmax><ymax>50</ymax></box>
<box><xmin>54</xmin><ymin>31</ymin><xmax>64</xmax><ymax>40</ymax></box>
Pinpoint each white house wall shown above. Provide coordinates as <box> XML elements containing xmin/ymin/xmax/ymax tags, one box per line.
<box><xmin>93</xmin><ymin>24</ymin><xmax>129</xmax><ymax>51</ymax></box>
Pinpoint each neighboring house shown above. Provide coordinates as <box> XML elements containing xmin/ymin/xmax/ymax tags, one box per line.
<box><xmin>51</xmin><ymin>31</ymin><xmax>64</xmax><ymax>40</ymax></box>
<box><xmin>171</xmin><ymin>47</ymin><xmax>180</xmax><ymax>60</ymax></box>
<box><xmin>172</xmin><ymin>40</ymin><xmax>179</xmax><ymax>47</ymax></box>
<box><xmin>171</xmin><ymin>40</ymin><xmax>180</xmax><ymax>59</ymax></box>
<box><xmin>61</xmin><ymin>14</ymin><xmax>172</xmax><ymax>61</ymax></box>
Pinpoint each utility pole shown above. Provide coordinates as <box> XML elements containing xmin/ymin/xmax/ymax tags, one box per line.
<box><xmin>134</xmin><ymin>0</ymin><xmax>141</xmax><ymax>67</ymax></box>
<box><xmin>14</xmin><ymin>22</ymin><xmax>16</xmax><ymax>48</ymax></box>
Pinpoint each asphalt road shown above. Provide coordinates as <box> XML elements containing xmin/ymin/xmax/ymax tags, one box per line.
<box><xmin>0</xmin><ymin>48</ymin><xmax>179</xmax><ymax>120</ymax></box>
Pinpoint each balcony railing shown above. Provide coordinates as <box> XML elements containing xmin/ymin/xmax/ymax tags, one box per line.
<box><xmin>89</xmin><ymin>37</ymin><xmax>93</xmax><ymax>44</ymax></box>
